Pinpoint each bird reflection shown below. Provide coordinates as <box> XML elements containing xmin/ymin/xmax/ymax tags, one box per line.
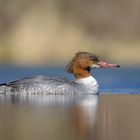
<box><xmin>72</xmin><ymin>95</ymin><xmax>99</xmax><ymax>140</ymax></box>
<box><xmin>0</xmin><ymin>94</ymin><xmax>99</xmax><ymax>140</ymax></box>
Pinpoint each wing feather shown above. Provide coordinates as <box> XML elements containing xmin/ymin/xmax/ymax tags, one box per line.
<box><xmin>1</xmin><ymin>75</ymin><xmax>79</xmax><ymax>94</ymax></box>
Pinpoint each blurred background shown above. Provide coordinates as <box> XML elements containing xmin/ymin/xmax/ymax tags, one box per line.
<box><xmin>0</xmin><ymin>0</ymin><xmax>140</xmax><ymax>66</ymax></box>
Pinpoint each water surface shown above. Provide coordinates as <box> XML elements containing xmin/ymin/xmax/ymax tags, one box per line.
<box><xmin>0</xmin><ymin>94</ymin><xmax>140</xmax><ymax>140</ymax></box>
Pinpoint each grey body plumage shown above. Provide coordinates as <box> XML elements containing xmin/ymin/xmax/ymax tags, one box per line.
<box><xmin>0</xmin><ymin>75</ymin><xmax>86</xmax><ymax>95</ymax></box>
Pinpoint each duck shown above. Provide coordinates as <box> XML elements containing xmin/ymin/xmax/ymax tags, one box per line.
<box><xmin>0</xmin><ymin>52</ymin><xmax>120</xmax><ymax>95</ymax></box>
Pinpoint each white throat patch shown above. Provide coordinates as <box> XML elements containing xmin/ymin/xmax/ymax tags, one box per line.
<box><xmin>76</xmin><ymin>76</ymin><xmax>99</xmax><ymax>94</ymax></box>
<box><xmin>91</xmin><ymin>64</ymin><xmax>100</xmax><ymax>68</ymax></box>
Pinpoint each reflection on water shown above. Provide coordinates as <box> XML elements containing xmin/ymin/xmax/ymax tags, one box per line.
<box><xmin>0</xmin><ymin>94</ymin><xmax>140</xmax><ymax>140</ymax></box>
<box><xmin>0</xmin><ymin>94</ymin><xmax>98</xmax><ymax>140</ymax></box>
<box><xmin>97</xmin><ymin>95</ymin><xmax>140</xmax><ymax>140</ymax></box>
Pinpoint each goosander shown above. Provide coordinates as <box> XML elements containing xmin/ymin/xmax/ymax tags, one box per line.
<box><xmin>0</xmin><ymin>52</ymin><xmax>120</xmax><ymax>95</ymax></box>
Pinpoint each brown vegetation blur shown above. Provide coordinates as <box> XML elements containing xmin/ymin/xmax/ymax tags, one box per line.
<box><xmin>0</xmin><ymin>0</ymin><xmax>140</xmax><ymax>66</ymax></box>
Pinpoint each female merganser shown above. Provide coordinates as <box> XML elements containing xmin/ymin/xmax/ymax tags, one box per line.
<box><xmin>0</xmin><ymin>52</ymin><xmax>120</xmax><ymax>95</ymax></box>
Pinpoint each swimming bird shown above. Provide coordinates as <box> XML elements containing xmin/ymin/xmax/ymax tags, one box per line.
<box><xmin>0</xmin><ymin>52</ymin><xmax>120</xmax><ymax>95</ymax></box>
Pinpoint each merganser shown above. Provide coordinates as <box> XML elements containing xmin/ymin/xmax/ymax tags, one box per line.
<box><xmin>0</xmin><ymin>52</ymin><xmax>120</xmax><ymax>95</ymax></box>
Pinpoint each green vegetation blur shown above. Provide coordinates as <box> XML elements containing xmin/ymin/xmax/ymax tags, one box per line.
<box><xmin>0</xmin><ymin>0</ymin><xmax>139</xmax><ymax>66</ymax></box>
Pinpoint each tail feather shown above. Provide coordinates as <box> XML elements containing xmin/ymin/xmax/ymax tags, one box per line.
<box><xmin>0</xmin><ymin>83</ymin><xmax>11</xmax><ymax>94</ymax></box>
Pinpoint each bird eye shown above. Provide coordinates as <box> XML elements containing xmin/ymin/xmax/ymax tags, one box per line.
<box><xmin>90</xmin><ymin>55</ymin><xmax>99</xmax><ymax>62</ymax></box>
